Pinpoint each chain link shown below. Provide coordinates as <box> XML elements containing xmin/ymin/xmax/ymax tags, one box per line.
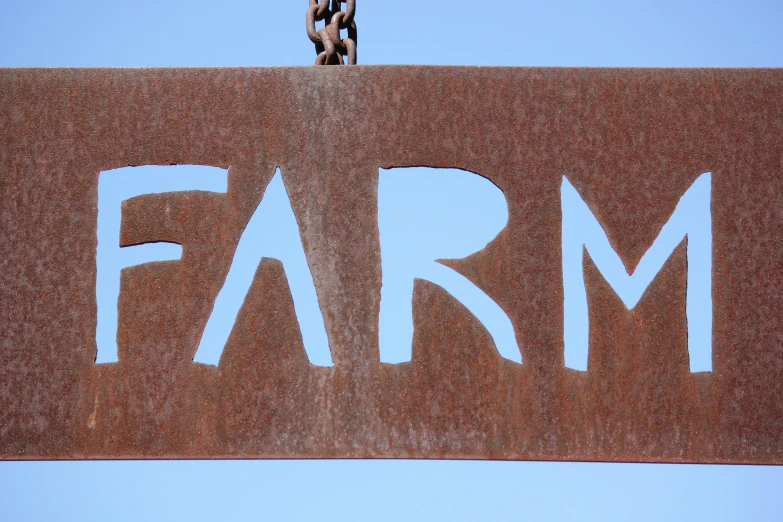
<box><xmin>306</xmin><ymin>0</ymin><xmax>357</xmax><ymax>65</ymax></box>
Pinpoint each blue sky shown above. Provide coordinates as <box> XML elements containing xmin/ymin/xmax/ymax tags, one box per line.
<box><xmin>1</xmin><ymin>1</ymin><xmax>783</xmax><ymax>521</ymax></box>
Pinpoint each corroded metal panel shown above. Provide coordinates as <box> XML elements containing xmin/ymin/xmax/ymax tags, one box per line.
<box><xmin>0</xmin><ymin>67</ymin><xmax>781</xmax><ymax>462</ymax></box>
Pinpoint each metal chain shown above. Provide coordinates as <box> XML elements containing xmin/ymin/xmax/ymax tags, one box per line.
<box><xmin>306</xmin><ymin>0</ymin><xmax>357</xmax><ymax>65</ymax></box>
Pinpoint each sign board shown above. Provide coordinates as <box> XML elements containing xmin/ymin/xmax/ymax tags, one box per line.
<box><xmin>1</xmin><ymin>67</ymin><xmax>781</xmax><ymax>462</ymax></box>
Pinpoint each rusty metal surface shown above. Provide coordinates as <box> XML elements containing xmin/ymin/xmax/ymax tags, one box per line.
<box><xmin>307</xmin><ymin>0</ymin><xmax>357</xmax><ymax>65</ymax></box>
<box><xmin>0</xmin><ymin>67</ymin><xmax>781</xmax><ymax>462</ymax></box>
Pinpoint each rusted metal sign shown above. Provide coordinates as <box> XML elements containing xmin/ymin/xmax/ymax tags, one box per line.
<box><xmin>1</xmin><ymin>67</ymin><xmax>781</xmax><ymax>462</ymax></box>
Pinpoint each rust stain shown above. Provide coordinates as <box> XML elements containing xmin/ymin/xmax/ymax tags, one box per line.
<box><xmin>0</xmin><ymin>67</ymin><xmax>781</xmax><ymax>462</ymax></box>
<box><xmin>87</xmin><ymin>397</ymin><xmax>98</xmax><ymax>430</ymax></box>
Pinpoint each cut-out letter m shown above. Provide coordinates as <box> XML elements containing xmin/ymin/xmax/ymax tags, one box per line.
<box><xmin>561</xmin><ymin>173</ymin><xmax>712</xmax><ymax>373</ymax></box>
